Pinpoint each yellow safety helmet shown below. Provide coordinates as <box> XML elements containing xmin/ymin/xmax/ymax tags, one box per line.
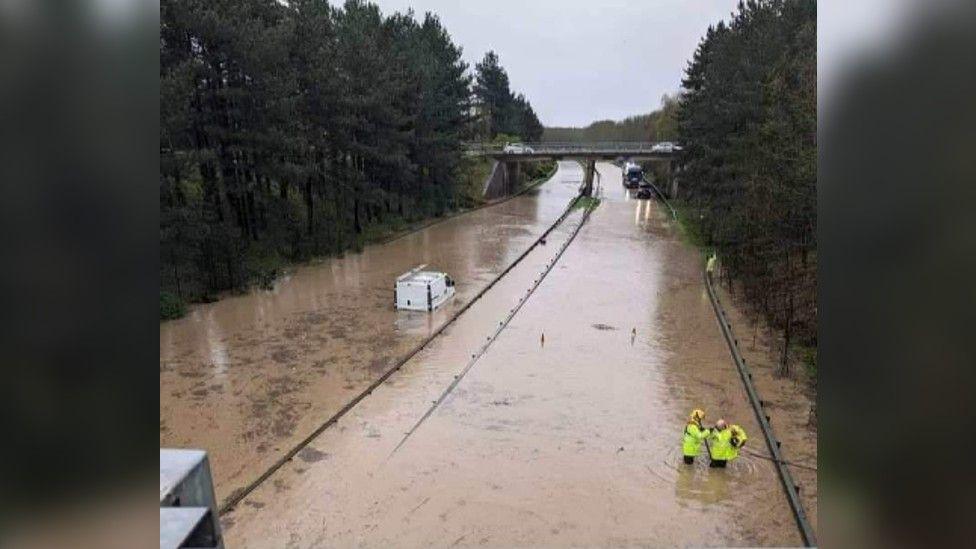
<box><xmin>689</xmin><ymin>409</ymin><xmax>705</xmax><ymax>423</ymax></box>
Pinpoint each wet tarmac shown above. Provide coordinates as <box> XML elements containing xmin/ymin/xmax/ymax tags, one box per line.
<box><xmin>217</xmin><ymin>163</ymin><xmax>804</xmax><ymax>546</ymax></box>
<box><xmin>160</xmin><ymin>162</ymin><xmax>583</xmax><ymax>505</ymax></box>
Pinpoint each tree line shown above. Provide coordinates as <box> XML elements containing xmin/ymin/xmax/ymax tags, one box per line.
<box><xmin>161</xmin><ymin>0</ymin><xmax>542</xmax><ymax>311</ymax></box>
<box><xmin>542</xmin><ymin>94</ymin><xmax>679</xmax><ymax>143</ymax></box>
<box><xmin>676</xmin><ymin>0</ymin><xmax>816</xmax><ymax>373</ymax></box>
<box><xmin>471</xmin><ymin>51</ymin><xmax>544</xmax><ymax>142</ymax></box>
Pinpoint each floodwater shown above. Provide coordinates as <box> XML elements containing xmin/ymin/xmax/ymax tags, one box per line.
<box><xmin>218</xmin><ymin>163</ymin><xmax>803</xmax><ymax>547</ymax></box>
<box><xmin>160</xmin><ymin>162</ymin><xmax>583</xmax><ymax>505</ymax></box>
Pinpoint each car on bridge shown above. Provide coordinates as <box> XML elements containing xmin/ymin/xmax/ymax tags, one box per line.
<box><xmin>651</xmin><ymin>141</ymin><xmax>682</xmax><ymax>153</ymax></box>
<box><xmin>502</xmin><ymin>142</ymin><xmax>534</xmax><ymax>154</ymax></box>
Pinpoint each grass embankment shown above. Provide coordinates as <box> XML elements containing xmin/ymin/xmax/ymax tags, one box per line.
<box><xmin>573</xmin><ymin>196</ymin><xmax>601</xmax><ymax>211</ymax></box>
<box><xmin>670</xmin><ymin>199</ymin><xmax>707</xmax><ymax>250</ymax></box>
<box><xmin>522</xmin><ymin>160</ymin><xmax>557</xmax><ymax>188</ymax></box>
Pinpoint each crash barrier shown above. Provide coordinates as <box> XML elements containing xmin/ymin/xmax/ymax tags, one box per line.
<box><xmin>704</xmin><ymin>270</ymin><xmax>818</xmax><ymax>547</ymax></box>
<box><xmin>641</xmin><ymin>177</ymin><xmax>676</xmax><ymax>220</ymax></box>
<box><xmin>218</xmin><ymin>189</ymin><xmax>585</xmax><ymax>516</ymax></box>
<box><xmin>464</xmin><ymin>141</ymin><xmax>677</xmax><ymax>156</ymax></box>
<box><xmin>160</xmin><ymin>449</ymin><xmax>223</xmax><ymax>548</ymax></box>
<box><xmin>741</xmin><ymin>447</ymin><xmax>818</xmax><ymax>471</ymax></box>
<box><xmin>392</xmin><ymin>196</ymin><xmax>597</xmax><ymax>455</ymax></box>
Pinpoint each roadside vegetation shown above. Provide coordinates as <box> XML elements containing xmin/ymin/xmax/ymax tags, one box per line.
<box><xmin>159</xmin><ymin>292</ymin><xmax>187</xmax><ymax>321</ymax></box>
<box><xmin>676</xmin><ymin>0</ymin><xmax>816</xmax><ymax>376</ymax></box>
<box><xmin>160</xmin><ymin>0</ymin><xmax>543</xmax><ymax>317</ymax></box>
<box><xmin>522</xmin><ymin>159</ymin><xmax>558</xmax><ymax>186</ymax></box>
<box><xmin>670</xmin><ymin>201</ymin><xmax>707</xmax><ymax>249</ymax></box>
<box><xmin>573</xmin><ymin>196</ymin><xmax>601</xmax><ymax>211</ymax></box>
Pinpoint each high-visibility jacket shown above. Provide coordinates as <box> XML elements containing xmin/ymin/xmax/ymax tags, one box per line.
<box><xmin>682</xmin><ymin>423</ymin><xmax>711</xmax><ymax>457</ymax></box>
<box><xmin>706</xmin><ymin>255</ymin><xmax>717</xmax><ymax>274</ymax></box>
<box><xmin>728</xmin><ymin>425</ymin><xmax>748</xmax><ymax>460</ymax></box>
<box><xmin>708</xmin><ymin>427</ymin><xmax>734</xmax><ymax>460</ymax></box>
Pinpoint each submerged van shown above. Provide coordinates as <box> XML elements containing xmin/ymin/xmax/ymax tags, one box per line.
<box><xmin>394</xmin><ymin>265</ymin><xmax>456</xmax><ymax>312</ymax></box>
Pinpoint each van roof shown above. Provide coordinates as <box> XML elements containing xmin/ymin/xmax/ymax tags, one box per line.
<box><xmin>406</xmin><ymin>271</ymin><xmax>442</xmax><ymax>282</ymax></box>
<box><xmin>397</xmin><ymin>266</ymin><xmax>446</xmax><ymax>283</ymax></box>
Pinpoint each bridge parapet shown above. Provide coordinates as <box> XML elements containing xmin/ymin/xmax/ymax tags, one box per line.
<box><xmin>464</xmin><ymin>141</ymin><xmax>680</xmax><ymax>159</ymax></box>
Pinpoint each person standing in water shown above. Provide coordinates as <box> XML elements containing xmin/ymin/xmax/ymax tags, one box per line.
<box><xmin>708</xmin><ymin>419</ymin><xmax>733</xmax><ymax>467</ymax></box>
<box><xmin>728</xmin><ymin>424</ymin><xmax>748</xmax><ymax>460</ymax></box>
<box><xmin>681</xmin><ymin>409</ymin><xmax>711</xmax><ymax>465</ymax></box>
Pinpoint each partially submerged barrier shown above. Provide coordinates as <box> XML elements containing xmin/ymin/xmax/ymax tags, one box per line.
<box><xmin>391</xmin><ymin>196</ymin><xmax>597</xmax><ymax>455</ymax></box>
<box><xmin>219</xmin><ymin>187</ymin><xmax>583</xmax><ymax>516</ymax></box>
<box><xmin>644</xmin><ymin>174</ymin><xmax>816</xmax><ymax>546</ymax></box>
<box><xmin>704</xmin><ymin>271</ymin><xmax>817</xmax><ymax>547</ymax></box>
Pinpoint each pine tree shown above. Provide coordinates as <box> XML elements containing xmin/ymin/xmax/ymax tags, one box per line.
<box><xmin>160</xmin><ymin>0</ymin><xmax>533</xmax><ymax>308</ymax></box>
<box><xmin>676</xmin><ymin>0</ymin><xmax>817</xmax><ymax>371</ymax></box>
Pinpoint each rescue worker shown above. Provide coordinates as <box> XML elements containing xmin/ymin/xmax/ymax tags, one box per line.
<box><xmin>728</xmin><ymin>424</ymin><xmax>748</xmax><ymax>460</ymax></box>
<box><xmin>706</xmin><ymin>252</ymin><xmax>717</xmax><ymax>281</ymax></box>
<box><xmin>681</xmin><ymin>409</ymin><xmax>711</xmax><ymax>464</ymax></box>
<box><xmin>708</xmin><ymin>419</ymin><xmax>733</xmax><ymax>467</ymax></box>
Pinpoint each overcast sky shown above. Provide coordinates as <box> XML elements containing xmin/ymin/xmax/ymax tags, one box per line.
<box><xmin>368</xmin><ymin>0</ymin><xmax>743</xmax><ymax>127</ymax></box>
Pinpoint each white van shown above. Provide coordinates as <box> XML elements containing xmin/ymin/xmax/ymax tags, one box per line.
<box><xmin>394</xmin><ymin>265</ymin><xmax>456</xmax><ymax>312</ymax></box>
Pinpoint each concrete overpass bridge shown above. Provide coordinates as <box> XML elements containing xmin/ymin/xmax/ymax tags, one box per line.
<box><xmin>465</xmin><ymin>142</ymin><xmax>679</xmax><ymax>197</ymax></box>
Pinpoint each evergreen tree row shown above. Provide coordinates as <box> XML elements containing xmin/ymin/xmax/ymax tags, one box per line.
<box><xmin>161</xmin><ymin>0</ymin><xmax>538</xmax><ymax>305</ymax></box>
<box><xmin>677</xmin><ymin>0</ymin><xmax>817</xmax><ymax>371</ymax></box>
<box><xmin>471</xmin><ymin>51</ymin><xmax>544</xmax><ymax>142</ymax></box>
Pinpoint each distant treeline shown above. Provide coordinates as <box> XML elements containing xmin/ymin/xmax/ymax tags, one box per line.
<box><xmin>161</xmin><ymin>0</ymin><xmax>542</xmax><ymax>307</ymax></box>
<box><xmin>677</xmin><ymin>0</ymin><xmax>816</xmax><ymax>371</ymax></box>
<box><xmin>542</xmin><ymin>95</ymin><xmax>679</xmax><ymax>142</ymax></box>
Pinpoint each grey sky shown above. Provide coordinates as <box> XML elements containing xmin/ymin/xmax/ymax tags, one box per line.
<box><xmin>369</xmin><ymin>0</ymin><xmax>742</xmax><ymax>127</ymax></box>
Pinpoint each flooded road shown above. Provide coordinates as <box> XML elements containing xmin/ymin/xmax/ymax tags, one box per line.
<box><xmin>220</xmin><ymin>163</ymin><xmax>803</xmax><ymax>546</ymax></box>
<box><xmin>160</xmin><ymin>162</ymin><xmax>583</xmax><ymax>504</ymax></box>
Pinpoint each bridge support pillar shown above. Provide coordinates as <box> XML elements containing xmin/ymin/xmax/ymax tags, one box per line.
<box><xmin>581</xmin><ymin>159</ymin><xmax>596</xmax><ymax>196</ymax></box>
<box><xmin>484</xmin><ymin>161</ymin><xmax>525</xmax><ymax>199</ymax></box>
<box><xmin>504</xmin><ymin>161</ymin><xmax>521</xmax><ymax>195</ymax></box>
<box><xmin>669</xmin><ymin>160</ymin><xmax>679</xmax><ymax>198</ymax></box>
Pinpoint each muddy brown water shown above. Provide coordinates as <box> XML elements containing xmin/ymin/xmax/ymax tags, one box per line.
<box><xmin>213</xmin><ymin>163</ymin><xmax>806</xmax><ymax>546</ymax></box>
<box><xmin>160</xmin><ymin>162</ymin><xmax>584</xmax><ymax>505</ymax></box>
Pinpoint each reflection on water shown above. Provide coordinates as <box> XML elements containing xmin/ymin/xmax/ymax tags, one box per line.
<box><xmin>393</xmin><ymin>308</ymin><xmax>437</xmax><ymax>337</ymax></box>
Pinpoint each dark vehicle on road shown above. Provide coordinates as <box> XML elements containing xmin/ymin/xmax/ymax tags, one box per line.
<box><xmin>635</xmin><ymin>188</ymin><xmax>653</xmax><ymax>199</ymax></box>
<box><xmin>622</xmin><ymin>162</ymin><xmax>643</xmax><ymax>188</ymax></box>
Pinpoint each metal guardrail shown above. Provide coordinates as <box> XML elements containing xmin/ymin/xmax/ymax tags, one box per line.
<box><xmin>704</xmin><ymin>271</ymin><xmax>818</xmax><ymax>547</ymax></box>
<box><xmin>639</xmin><ymin>181</ymin><xmax>816</xmax><ymax>546</ymax></box>
<box><xmin>641</xmin><ymin>176</ymin><xmax>676</xmax><ymax>220</ymax></box>
<box><xmin>464</xmin><ymin>141</ymin><xmax>679</xmax><ymax>156</ymax></box>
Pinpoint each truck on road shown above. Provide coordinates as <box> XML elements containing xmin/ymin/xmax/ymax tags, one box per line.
<box><xmin>622</xmin><ymin>161</ymin><xmax>644</xmax><ymax>188</ymax></box>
